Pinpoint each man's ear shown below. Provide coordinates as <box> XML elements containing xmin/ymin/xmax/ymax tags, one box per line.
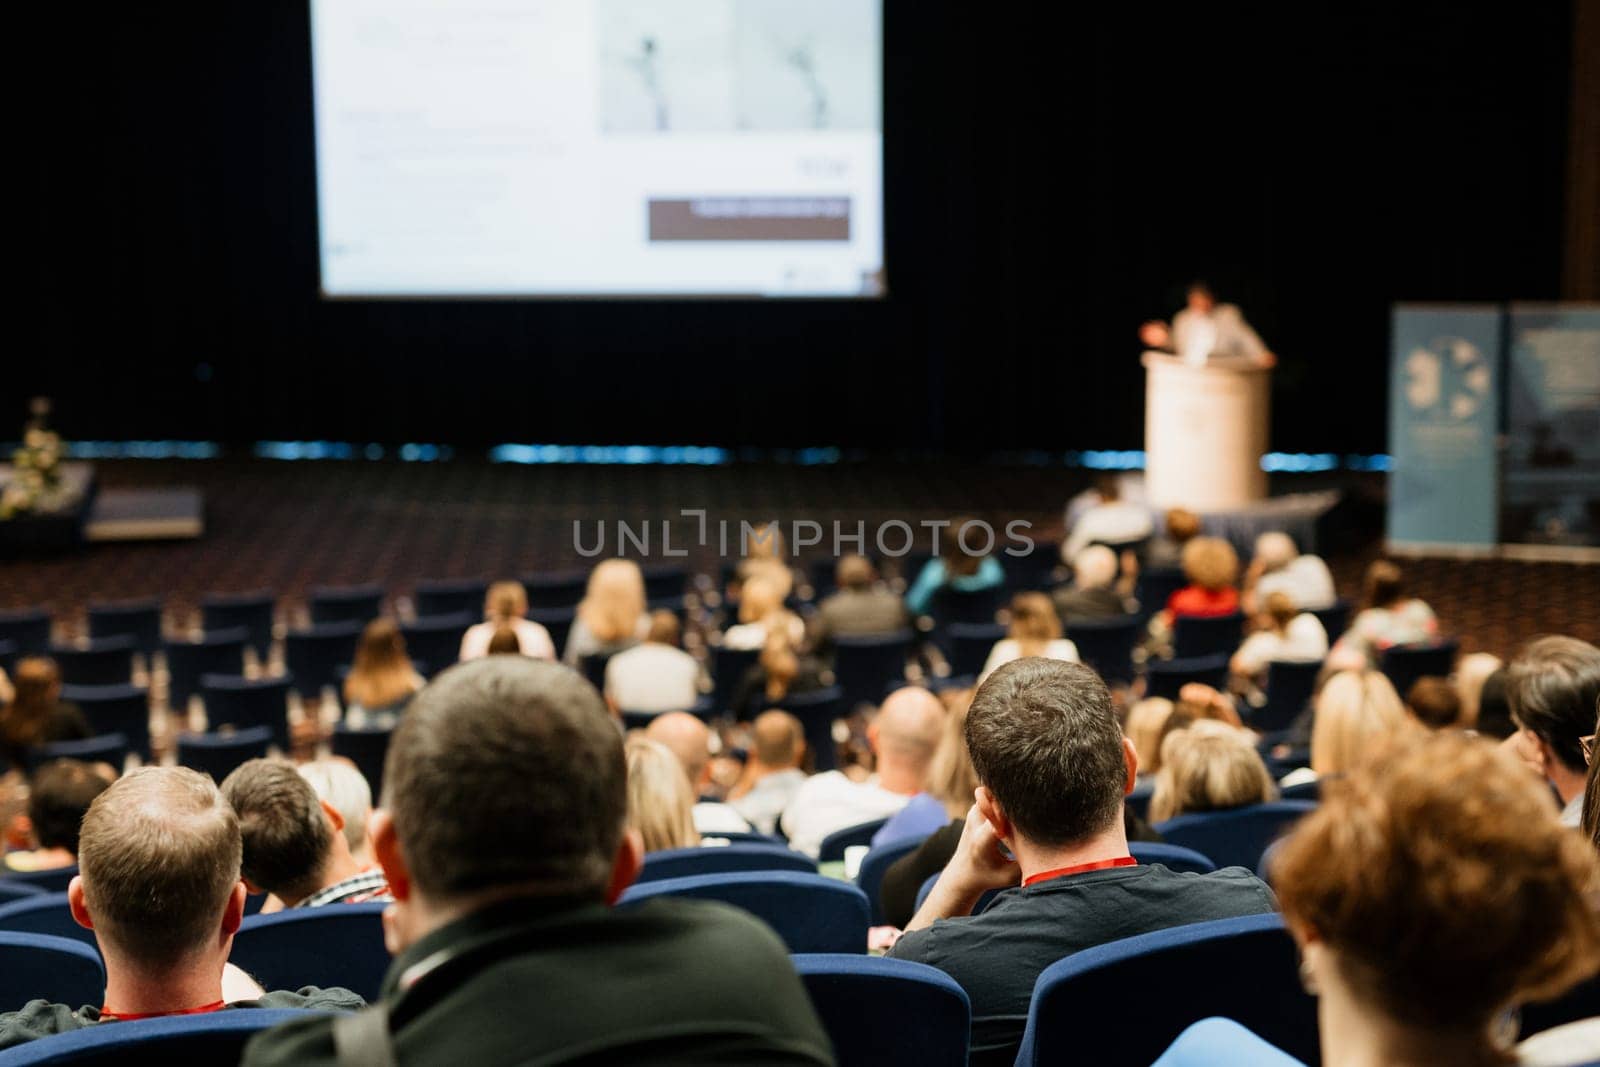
<box><xmin>67</xmin><ymin>876</ymin><xmax>93</xmax><ymax>931</ymax></box>
<box><xmin>370</xmin><ymin>810</ymin><xmax>411</xmax><ymax>902</ymax></box>
<box><xmin>319</xmin><ymin>799</ymin><xmax>346</xmax><ymax>833</ymax></box>
<box><xmin>1121</xmin><ymin>737</ymin><xmax>1139</xmax><ymax>796</ymax></box>
<box><xmin>975</xmin><ymin>786</ymin><xmax>1011</xmax><ymax>843</ymax></box>
<box><xmin>605</xmin><ymin>828</ymin><xmax>644</xmax><ymax>906</ymax></box>
<box><xmin>221</xmin><ymin>882</ymin><xmax>246</xmax><ymax>938</ymax></box>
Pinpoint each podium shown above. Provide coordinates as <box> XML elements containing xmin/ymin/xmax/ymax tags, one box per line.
<box><xmin>1143</xmin><ymin>352</ymin><xmax>1271</xmax><ymax>511</ymax></box>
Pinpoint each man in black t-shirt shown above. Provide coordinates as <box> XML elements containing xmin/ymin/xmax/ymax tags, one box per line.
<box><xmin>888</xmin><ymin>658</ymin><xmax>1275</xmax><ymax>1065</ymax></box>
<box><xmin>244</xmin><ymin>657</ymin><xmax>833</xmax><ymax>1067</ymax></box>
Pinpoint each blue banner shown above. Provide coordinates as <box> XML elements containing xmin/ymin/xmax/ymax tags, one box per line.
<box><xmin>1387</xmin><ymin>306</ymin><xmax>1500</xmax><ymax>550</ymax></box>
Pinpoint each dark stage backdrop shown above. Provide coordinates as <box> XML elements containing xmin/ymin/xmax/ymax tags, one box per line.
<box><xmin>10</xmin><ymin>2</ymin><xmax>1574</xmax><ymax>453</ymax></box>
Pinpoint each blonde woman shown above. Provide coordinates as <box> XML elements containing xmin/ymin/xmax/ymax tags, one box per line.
<box><xmin>458</xmin><ymin>581</ymin><xmax>555</xmax><ymax>662</ymax></box>
<box><xmin>343</xmin><ymin>619</ymin><xmax>425</xmax><ymax>728</ymax></box>
<box><xmin>721</xmin><ymin>574</ymin><xmax>805</xmax><ymax>651</ymax></box>
<box><xmin>873</xmin><ymin>688</ymin><xmax>974</xmax><ymax>847</ymax></box>
<box><xmin>1282</xmin><ymin>669</ymin><xmax>1410</xmax><ymax>786</ymax></box>
<box><xmin>978</xmin><ymin>592</ymin><xmax>1079</xmax><ymax>682</ymax></box>
<box><xmin>564</xmin><ymin>559</ymin><xmax>648</xmax><ymax>667</ymax></box>
<box><xmin>625</xmin><ymin>736</ymin><xmax>700</xmax><ymax>854</ymax></box>
<box><xmin>1124</xmin><ymin>697</ymin><xmax>1176</xmax><ymax>779</ymax></box>
<box><xmin>1148</xmin><ymin>721</ymin><xmax>1278</xmax><ymax>822</ymax></box>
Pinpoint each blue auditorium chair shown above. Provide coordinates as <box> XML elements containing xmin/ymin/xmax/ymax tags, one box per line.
<box><xmin>307</xmin><ymin>583</ymin><xmax>386</xmax><ymax>627</ymax></box>
<box><xmin>230</xmin><ymin>903</ymin><xmax>390</xmax><ymax>1002</ymax></box>
<box><xmin>943</xmin><ymin>623</ymin><xmax>1006</xmax><ymax>681</ymax></box>
<box><xmin>1151</xmin><ymin>1017</ymin><xmax>1309</xmax><ymax>1067</ymax></box>
<box><xmin>0</xmin><ymin>865</ymin><xmax>79</xmax><ymax>896</ymax></box>
<box><xmin>332</xmin><ymin>723</ymin><xmax>393</xmax><ymax>801</ymax></box>
<box><xmin>1013</xmin><ymin>914</ymin><xmax>1317</xmax><ymax>1066</ymax></box>
<box><xmin>1252</xmin><ymin>659</ymin><xmax>1323</xmax><ymax>734</ymax></box>
<box><xmin>578</xmin><ymin>651</ymin><xmax>614</xmax><ymax>692</ymax></box>
<box><xmin>641</xmin><ymin>564</ymin><xmax>689</xmax><ymax>605</ymax></box>
<box><xmin>1134</xmin><ymin>565</ymin><xmax>1186</xmax><ymax>621</ymax></box>
<box><xmin>0</xmin><ymin>932</ymin><xmax>105</xmax><ymax>1013</ymax></box>
<box><xmin>199</xmin><ymin>675</ymin><xmax>293</xmax><ymax>752</ymax></box>
<box><xmin>1278</xmin><ymin>777</ymin><xmax>1322</xmax><ymax>802</ymax></box>
<box><xmin>398</xmin><ymin>613</ymin><xmax>473</xmax><ymax>677</ymax></box>
<box><xmin>27</xmin><ymin>733</ymin><xmax>130</xmax><ymax>775</ymax></box>
<box><xmin>0</xmin><ymin>608</ymin><xmax>53</xmax><ymax>655</ymax></box>
<box><xmin>1153</xmin><ymin>801</ymin><xmax>1317</xmax><ymax>871</ymax></box>
<box><xmin>792</xmin><ymin>954</ymin><xmax>971</xmax><ymax>1067</ymax></box>
<box><xmin>1172</xmin><ymin>611</ymin><xmax>1246</xmax><ymax>659</ymax></box>
<box><xmin>522</xmin><ymin>571</ymin><xmax>588</xmax><ymax>610</ymax></box>
<box><xmin>58</xmin><ymin>685</ymin><xmax>149</xmax><ymax>762</ymax></box>
<box><xmin>0</xmin><ymin>882</ymin><xmax>43</xmax><ymax>906</ymax></box>
<box><xmin>925</xmin><ymin>585</ymin><xmax>1004</xmax><ymax>630</ymax></box>
<box><xmin>1145</xmin><ymin>654</ymin><xmax>1229</xmax><ymax>701</ymax></box>
<box><xmin>832</xmin><ymin>631</ymin><xmax>912</xmax><ymax>713</ymax></box>
<box><xmin>1380</xmin><ymin>639</ymin><xmax>1460</xmax><ymax>702</ymax></box>
<box><xmin>1126</xmin><ymin>778</ymin><xmax>1155</xmax><ymax>820</ymax></box>
<box><xmin>1001</xmin><ymin>543</ymin><xmax>1060</xmax><ymax>594</ymax></box>
<box><xmin>0</xmin><ymin>1009</ymin><xmax>341</xmax><ymax>1065</ymax></box>
<box><xmin>284</xmin><ymin>621</ymin><xmax>363</xmax><ymax>699</ymax></box>
<box><xmin>48</xmin><ymin>638</ymin><xmax>136</xmax><ymax>688</ymax></box>
<box><xmin>818</xmin><ymin>818</ymin><xmax>889</xmax><ymax>864</ymax></box>
<box><xmin>526</xmin><ymin>606</ymin><xmax>576</xmax><ymax>662</ymax></box>
<box><xmin>777</xmin><ymin>687</ymin><xmax>847</xmax><ymax>772</ymax></box>
<box><xmin>710</xmin><ymin>644</ymin><xmax>761</xmax><ymax>717</ymax></box>
<box><xmin>200</xmin><ymin>591</ymin><xmax>276</xmax><ymax>661</ymax></box>
<box><xmin>1065</xmin><ymin>615</ymin><xmax>1142</xmax><ymax>686</ymax></box>
<box><xmin>163</xmin><ymin>628</ymin><xmax>249</xmax><ymax>713</ymax></box>
<box><xmin>1130</xmin><ymin>842</ymin><xmax>1218</xmax><ymax>875</ymax></box>
<box><xmin>177</xmin><ymin>727</ymin><xmax>273</xmax><ymax>783</ymax></box>
<box><xmin>620</xmin><ymin>872</ymin><xmax>869</xmax><ymax>955</ymax></box>
<box><xmin>412</xmin><ymin>577</ymin><xmax>490</xmax><ymax>618</ymax></box>
<box><xmin>855</xmin><ymin>834</ymin><xmax>926</xmax><ymax>926</ymax></box>
<box><xmin>1309</xmin><ymin>599</ymin><xmax>1352</xmax><ymax>645</ymax></box>
<box><xmin>86</xmin><ymin>598</ymin><xmax>163</xmax><ymax>657</ymax></box>
<box><xmin>636</xmin><ymin>844</ymin><xmax>816</xmax><ymax>884</ymax></box>
<box><xmin>0</xmin><ymin>893</ymin><xmax>95</xmax><ymax>948</ymax></box>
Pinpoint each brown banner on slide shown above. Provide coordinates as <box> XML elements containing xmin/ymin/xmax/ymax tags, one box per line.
<box><xmin>648</xmin><ymin>197</ymin><xmax>851</xmax><ymax>241</ymax></box>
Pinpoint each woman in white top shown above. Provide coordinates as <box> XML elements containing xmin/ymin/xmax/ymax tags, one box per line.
<box><xmin>458</xmin><ymin>581</ymin><xmax>556</xmax><ymax>662</ymax></box>
<box><xmin>1327</xmin><ymin>560</ymin><xmax>1438</xmax><ymax>672</ymax></box>
<box><xmin>979</xmin><ymin>592</ymin><xmax>1079</xmax><ymax>682</ymax></box>
<box><xmin>720</xmin><ymin>574</ymin><xmax>805</xmax><ymax>651</ymax></box>
<box><xmin>1230</xmin><ymin>591</ymin><xmax>1329</xmax><ymax>682</ymax></box>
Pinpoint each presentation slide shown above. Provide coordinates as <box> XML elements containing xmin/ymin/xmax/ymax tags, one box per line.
<box><xmin>310</xmin><ymin>0</ymin><xmax>884</xmax><ymax>298</ymax></box>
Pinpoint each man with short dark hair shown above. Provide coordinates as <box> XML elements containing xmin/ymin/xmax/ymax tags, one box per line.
<box><xmin>243</xmin><ymin>657</ymin><xmax>832</xmax><ymax>1066</ymax></box>
<box><xmin>0</xmin><ymin>767</ymin><xmax>361</xmax><ymax>1048</ymax></box>
<box><xmin>221</xmin><ymin>759</ymin><xmax>390</xmax><ymax>909</ymax></box>
<box><xmin>2</xmin><ymin>759</ymin><xmax>110</xmax><ymax>875</ymax></box>
<box><xmin>1506</xmin><ymin>636</ymin><xmax>1600</xmax><ymax>827</ymax></box>
<box><xmin>888</xmin><ymin>658</ymin><xmax>1274</xmax><ymax>1065</ymax></box>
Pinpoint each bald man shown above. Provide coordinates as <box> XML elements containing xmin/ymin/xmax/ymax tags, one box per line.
<box><xmin>644</xmin><ymin>712</ymin><xmax>751</xmax><ymax>835</ymax></box>
<box><xmin>728</xmin><ymin>711</ymin><xmax>808</xmax><ymax>835</ymax></box>
<box><xmin>780</xmin><ymin>688</ymin><xmax>946</xmax><ymax>857</ymax></box>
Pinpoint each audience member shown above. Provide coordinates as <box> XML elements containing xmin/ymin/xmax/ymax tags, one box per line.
<box><xmin>1404</xmin><ymin>675</ymin><xmax>1462</xmax><ymax>730</ymax></box>
<box><xmin>1123</xmin><ymin>697</ymin><xmax>1175</xmax><ymax>780</ymax></box>
<box><xmin>1282</xmin><ymin>669</ymin><xmax>1409</xmax><ymax>786</ymax></box>
<box><xmin>888</xmin><ymin>659</ymin><xmax>1274</xmax><ymax>1064</ymax></box>
<box><xmin>1147</xmin><ymin>723</ymin><xmax>1277</xmax><ymax>822</ymax></box>
<box><xmin>720</xmin><ymin>575</ymin><xmax>804</xmax><ymax>651</ymax></box>
<box><xmin>1454</xmin><ymin>651</ymin><xmax>1503</xmax><ymax>730</ymax></box>
<box><xmin>1163</xmin><ymin>536</ymin><xmax>1240</xmax><ymax>624</ymax></box>
<box><xmin>1062</xmin><ymin>475</ymin><xmax>1154</xmax><ymax>560</ymax></box>
<box><xmin>872</xmin><ymin>689</ymin><xmax>979</xmax><ymax>847</ymax></box>
<box><xmin>905</xmin><ymin>518</ymin><xmax>1006</xmax><ymax>617</ymax></box>
<box><xmin>485</xmin><ymin>626</ymin><xmax>522</xmax><ymax>655</ymax></box>
<box><xmin>242</xmin><ymin>657</ymin><xmax>832</xmax><ymax>1066</ymax></box>
<box><xmin>1143</xmin><ymin>507</ymin><xmax>1201</xmax><ymax>569</ymax></box>
<box><xmin>813</xmin><ymin>554</ymin><xmax>909</xmax><ymax>649</ymax></box>
<box><xmin>979</xmin><ymin>593</ymin><xmax>1079</xmax><ymax>682</ymax></box>
<box><xmin>1242</xmin><ymin>531</ymin><xmax>1336</xmax><ymax>613</ymax></box>
<box><xmin>729</xmin><ymin>627</ymin><xmax>825</xmax><ymax>720</ymax></box>
<box><xmin>2</xmin><ymin>760</ymin><xmax>111</xmax><ymax>874</ymax></box>
<box><xmin>1275</xmin><ymin>732</ymin><xmax>1600</xmax><ymax>1067</ymax></box>
<box><xmin>729</xmin><ymin>524</ymin><xmax>796</xmax><ymax>604</ymax></box>
<box><xmin>1050</xmin><ymin>545</ymin><xmax>1126</xmax><ymax>625</ymax></box>
<box><xmin>644</xmin><ymin>712</ymin><xmax>751</xmax><ymax>834</ymax></box>
<box><xmin>1504</xmin><ymin>636</ymin><xmax>1600</xmax><ymax>828</ymax></box>
<box><xmin>624</xmin><ymin>736</ymin><xmax>700</xmax><ymax>853</ymax></box>
<box><xmin>458</xmin><ymin>580</ymin><xmax>555</xmax><ymax>661</ymax></box>
<box><xmin>605</xmin><ymin>610</ymin><xmax>700</xmax><ymax>713</ymax></box>
<box><xmin>727</xmin><ymin>711</ymin><xmax>808</xmax><ymax>835</ymax></box>
<box><xmin>563</xmin><ymin>559</ymin><xmax>648</xmax><ymax>667</ymax></box>
<box><xmin>1473</xmin><ymin>666</ymin><xmax>1517</xmax><ymax>740</ymax></box>
<box><xmin>1229</xmin><ymin>591</ymin><xmax>1329</xmax><ymax>684</ymax></box>
<box><xmin>0</xmin><ymin>658</ymin><xmax>90</xmax><ymax>770</ymax></box>
<box><xmin>341</xmin><ymin>619</ymin><xmax>424</xmax><ymax>729</ymax></box>
<box><xmin>297</xmin><ymin>759</ymin><xmax>374</xmax><ymax>867</ymax></box>
<box><xmin>0</xmin><ymin>767</ymin><xmax>362</xmax><ymax>1048</ymax></box>
<box><xmin>221</xmin><ymin>759</ymin><xmax>391</xmax><ymax>910</ymax></box>
<box><xmin>781</xmin><ymin>686</ymin><xmax>945</xmax><ymax>857</ymax></box>
<box><xmin>1327</xmin><ymin>560</ymin><xmax>1438</xmax><ymax>671</ymax></box>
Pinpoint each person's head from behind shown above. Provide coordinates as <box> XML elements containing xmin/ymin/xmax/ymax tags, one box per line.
<box><xmin>645</xmin><ymin>609</ymin><xmax>681</xmax><ymax>648</ymax></box>
<box><xmin>1148</xmin><ymin>723</ymin><xmax>1276</xmax><ymax>822</ymax></box>
<box><xmin>28</xmin><ymin>759</ymin><xmax>112</xmax><ymax>856</ymax></box>
<box><xmin>1252</xmin><ymin>531</ymin><xmax>1299</xmax><ymax>575</ymax></box>
<box><xmin>1473</xmin><ymin>667</ymin><xmax>1516</xmax><ymax>740</ymax></box>
<box><xmin>1124</xmin><ymin>697</ymin><xmax>1175</xmax><ymax>776</ymax></box>
<box><xmin>1276</xmin><ymin>732</ymin><xmax>1600</xmax><ymax>1047</ymax></box>
<box><xmin>624</xmin><ymin>736</ymin><xmax>699</xmax><ymax>854</ymax></box>
<box><xmin>2</xmin><ymin>657</ymin><xmax>63</xmax><ymax>745</ymax></box>
<box><xmin>965</xmin><ymin>659</ymin><xmax>1134</xmax><ymax>853</ymax></box>
<box><xmin>580</xmin><ymin>559</ymin><xmax>646</xmax><ymax>643</ymax></box>
<box><xmin>925</xmin><ymin>689</ymin><xmax>979</xmax><ymax>818</ymax></box>
<box><xmin>221</xmin><ymin>758</ymin><xmax>342</xmax><ymax>905</ymax></box>
<box><xmin>1405</xmin><ymin>676</ymin><xmax>1462</xmax><ymax>730</ymax></box>
<box><xmin>940</xmin><ymin>517</ymin><xmax>990</xmax><ymax>577</ymax></box>
<box><xmin>1506</xmin><ymin>636</ymin><xmax>1600</xmax><ymax>792</ymax></box>
<box><xmin>374</xmin><ymin>658</ymin><xmax>633</xmax><ymax>952</ymax></box>
<box><xmin>1071</xmin><ymin>545</ymin><xmax>1117</xmax><ymax>591</ymax></box>
<box><xmin>298</xmin><ymin>758</ymin><xmax>374</xmax><ymax>866</ymax></box>
<box><xmin>835</xmin><ymin>553</ymin><xmax>876</xmax><ymax>593</ymax></box>
<box><xmin>750</xmin><ymin>710</ymin><xmax>804</xmax><ymax>773</ymax></box>
<box><xmin>758</xmin><ymin>626</ymin><xmax>800</xmax><ymax>701</ymax></box>
<box><xmin>1092</xmin><ymin>474</ymin><xmax>1121</xmax><ymax>505</ymax></box>
<box><xmin>1362</xmin><ymin>559</ymin><xmax>1406</xmax><ymax>610</ymax></box>
<box><xmin>345</xmin><ymin>618</ymin><xmax>415</xmax><ymax>709</ymax></box>
<box><xmin>484</xmin><ymin>580</ymin><xmax>528</xmax><ymax>623</ymax></box>
<box><xmin>1181</xmin><ymin>537</ymin><xmax>1239</xmax><ymax>593</ymax></box>
<box><xmin>644</xmin><ymin>711</ymin><xmax>711</xmax><ymax>787</ymax></box>
<box><xmin>1260</xmin><ymin>590</ymin><xmax>1298</xmax><ymax>635</ymax></box>
<box><xmin>1311</xmin><ymin>670</ymin><xmax>1409</xmax><ymax>777</ymax></box>
<box><xmin>1186</xmin><ymin>281</ymin><xmax>1215</xmax><ymax>315</ymax></box>
<box><xmin>486</xmin><ymin>625</ymin><xmax>522</xmax><ymax>656</ymax></box>
<box><xmin>71</xmin><ymin>768</ymin><xmax>244</xmax><ymax>979</ymax></box>
<box><xmin>1006</xmin><ymin>592</ymin><xmax>1061</xmax><ymax>657</ymax></box>
<box><xmin>1164</xmin><ymin>508</ymin><xmax>1201</xmax><ymax>546</ymax></box>
<box><xmin>870</xmin><ymin>687</ymin><xmax>947</xmax><ymax>789</ymax></box>
<box><xmin>1454</xmin><ymin>652</ymin><xmax>1503</xmax><ymax>730</ymax></box>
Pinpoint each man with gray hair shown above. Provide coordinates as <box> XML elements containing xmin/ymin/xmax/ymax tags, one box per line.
<box><xmin>1050</xmin><ymin>544</ymin><xmax>1128</xmax><ymax>625</ymax></box>
<box><xmin>1243</xmin><ymin>531</ymin><xmax>1336</xmax><ymax>613</ymax></box>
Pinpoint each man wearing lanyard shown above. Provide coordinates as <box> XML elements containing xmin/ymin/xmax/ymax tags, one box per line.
<box><xmin>888</xmin><ymin>658</ymin><xmax>1276</xmax><ymax>1066</ymax></box>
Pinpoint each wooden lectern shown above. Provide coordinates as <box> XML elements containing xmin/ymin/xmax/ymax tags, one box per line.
<box><xmin>1143</xmin><ymin>352</ymin><xmax>1271</xmax><ymax>510</ymax></box>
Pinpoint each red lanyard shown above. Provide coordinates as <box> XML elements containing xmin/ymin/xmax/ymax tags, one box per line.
<box><xmin>99</xmin><ymin>1000</ymin><xmax>226</xmax><ymax>1022</ymax></box>
<box><xmin>1022</xmin><ymin>855</ymin><xmax>1137</xmax><ymax>887</ymax></box>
